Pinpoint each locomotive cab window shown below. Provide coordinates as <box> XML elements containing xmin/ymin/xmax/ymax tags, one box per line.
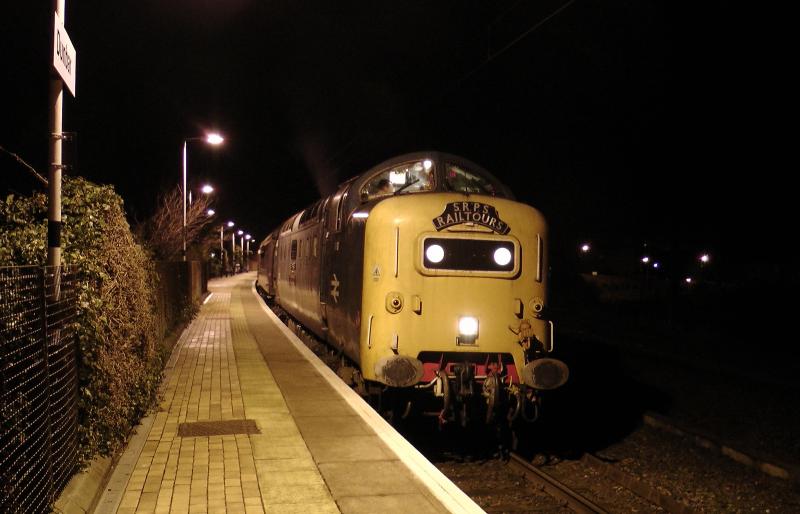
<box><xmin>444</xmin><ymin>164</ymin><xmax>503</xmax><ymax>196</ymax></box>
<box><xmin>360</xmin><ymin>159</ymin><xmax>435</xmax><ymax>202</ymax></box>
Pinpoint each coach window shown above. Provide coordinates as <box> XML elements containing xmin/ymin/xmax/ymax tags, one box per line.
<box><xmin>290</xmin><ymin>240</ymin><xmax>298</xmax><ymax>260</ymax></box>
<box><xmin>336</xmin><ymin>191</ymin><xmax>349</xmax><ymax>231</ymax></box>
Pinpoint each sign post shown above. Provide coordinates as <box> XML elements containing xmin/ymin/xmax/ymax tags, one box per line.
<box><xmin>48</xmin><ymin>0</ymin><xmax>76</xmax><ymax>296</ymax></box>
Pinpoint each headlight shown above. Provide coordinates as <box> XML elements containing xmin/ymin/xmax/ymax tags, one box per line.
<box><xmin>493</xmin><ymin>247</ymin><xmax>512</xmax><ymax>266</ymax></box>
<box><xmin>457</xmin><ymin>316</ymin><xmax>479</xmax><ymax>345</ymax></box>
<box><xmin>458</xmin><ymin>316</ymin><xmax>479</xmax><ymax>337</ymax></box>
<box><xmin>423</xmin><ymin>237</ymin><xmax>515</xmax><ymax>272</ymax></box>
<box><xmin>426</xmin><ymin>244</ymin><xmax>445</xmax><ymax>263</ymax></box>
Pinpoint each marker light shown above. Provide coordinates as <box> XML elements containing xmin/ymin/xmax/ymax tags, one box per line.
<box><xmin>426</xmin><ymin>244</ymin><xmax>445</xmax><ymax>263</ymax></box>
<box><xmin>423</xmin><ymin>159</ymin><xmax>433</xmax><ymax>170</ymax></box>
<box><xmin>458</xmin><ymin>316</ymin><xmax>479</xmax><ymax>337</ymax></box>
<box><xmin>493</xmin><ymin>247</ymin><xmax>512</xmax><ymax>266</ymax></box>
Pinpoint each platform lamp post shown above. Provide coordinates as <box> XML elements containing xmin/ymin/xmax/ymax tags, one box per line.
<box><xmin>245</xmin><ymin>234</ymin><xmax>252</xmax><ymax>271</ymax></box>
<box><xmin>231</xmin><ymin>228</ymin><xmax>239</xmax><ymax>272</ymax></box>
<box><xmin>221</xmin><ymin>221</ymin><xmax>234</xmax><ymax>273</ymax></box>
<box><xmin>221</xmin><ymin>221</ymin><xmax>233</xmax><ymax>258</ymax></box>
<box><xmin>182</xmin><ymin>132</ymin><xmax>224</xmax><ymax>261</ymax></box>
<box><xmin>189</xmin><ymin>183</ymin><xmax>215</xmax><ymax>206</ymax></box>
<box><xmin>237</xmin><ymin>230</ymin><xmax>244</xmax><ymax>271</ymax></box>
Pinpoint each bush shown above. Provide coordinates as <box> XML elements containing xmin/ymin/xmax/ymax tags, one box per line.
<box><xmin>0</xmin><ymin>176</ymin><xmax>163</xmax><ymax>463</ymax></box>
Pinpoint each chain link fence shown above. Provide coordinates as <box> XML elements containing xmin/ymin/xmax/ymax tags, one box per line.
<box><xmin>1</xmin><ymin>265</ymin><xmax>79</xmax><ymax>513</ymax></box>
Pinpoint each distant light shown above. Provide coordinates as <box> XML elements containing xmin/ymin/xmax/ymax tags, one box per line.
<box><xmin>352</xmin><ymin>212</ymin><xmax>369</xmax><ymax>219</ymax></box>
<box><xmin>201</xmin><ymin>184</ymin><xmax>214</xmax><ymax>194</ymax></box>
<box><xmin>580</xmin><ymin>243</ymin><xmax>591</xmax><ymax>253</ymax></box>
<box><xmin>700</xmin><ymin>253</ymin><xmax>710</xmax><ymax>263</ymax></box>
<box><xmin>652</xmin><ymin>262</ymin><xmax>660</xmax><ymax>269</ymax></box>
<box><xmin>206</xmin><ymin>209</ymin><xmax>215</xmax><ymax>216</ymax></box>
<box><xmin>245</xmin><ymin>234</ymin><xmax>251</xmax><ymax>240</ymax></box>
<box><xmin>423</xmin><ymin>159</ymin><xmax>433</xmax><ymax>170</ymax></box>
<box><xmin>206</xmin><ymin>133</ymin><xmax>224</xmax><ymax>145</ymax></box>
<box><xmin>237</xmin><ymin>230</ymin><xmax>244</xmax><ymax>235</ymax></box>
<box><xmin>641</xmin><ymin>256</ymin><xmax>650</xmax><ymax>264</ymax></box>
<box><xmin>685</xmin><ymin>277</ymin><xmax>693</xmax><ymax>284</ymax></box>
<box><xmin>227</xmin><ymin>221</ymin><xmax>234</xmax><ymax>227</ymax></box>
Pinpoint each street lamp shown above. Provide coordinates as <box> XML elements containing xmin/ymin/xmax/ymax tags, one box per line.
<box><xmin>182</xmin><ymin>132</ymin><xmax>224</xmax><ymax>260</ymax></box>
<box><xmin>220</xmin><ymin>221</ymin><xmax>233</xmax><ymax>256</ymax></box>
<box><xmin>189</xmin><ymin>183</ymin><xmax>215</xmax><ymax>206</ymax></box>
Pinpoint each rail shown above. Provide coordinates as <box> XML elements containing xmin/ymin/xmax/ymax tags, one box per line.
<box><xmin>508</xmin><ymin>452</ymin><xmax>610</xmax><ymax>514</ymax></box>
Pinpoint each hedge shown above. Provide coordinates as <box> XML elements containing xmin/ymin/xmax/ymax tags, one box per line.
<box><xmin>0</xmin><ymin>176</ymin><xmax>165</xmax><ymax>463</ymax></box>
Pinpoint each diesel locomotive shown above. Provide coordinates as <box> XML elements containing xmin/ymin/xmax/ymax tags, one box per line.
<box><xmin>256</xmin><ymin>152</ymin><xmax>568</xmax><ymax>427</ymax></box>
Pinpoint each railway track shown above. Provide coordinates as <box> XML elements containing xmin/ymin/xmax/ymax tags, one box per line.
<box><xmin>272</xmin><ymin>301</ymin><xmax>665</xmax><ymax>512</ymax></box>
<box><xmin>507</xmin><ymin>453</ymin><xmax>609</xmax><ymax>514</ymax></box>
<box><xmin>265</xmin><ymin>297</ymin><xmax>798</xmax><ymax>513</ymax></box>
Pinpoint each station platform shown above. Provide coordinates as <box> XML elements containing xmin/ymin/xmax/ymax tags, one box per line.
<box><xmin>95</xmin><ymin>272</ymin><xmax>482</xmax><ymax>514</ymax></box>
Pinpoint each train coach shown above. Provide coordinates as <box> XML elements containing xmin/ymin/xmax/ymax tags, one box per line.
<box><xmin>256</xmin><ymin>152</ymin><xmax>568</xmax><ymax>427</ymax></box>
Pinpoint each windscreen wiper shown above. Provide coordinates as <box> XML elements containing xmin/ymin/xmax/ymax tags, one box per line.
<box><xmin>393</xmin><ymin>178</ymin><xmax>420</xmax><ymax>195</ymax></box>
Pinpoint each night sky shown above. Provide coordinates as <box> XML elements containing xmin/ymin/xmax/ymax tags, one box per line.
<box><xmin>1</xmin><ymin>1</ymin><xmax>788</xmax><ymax>281</ymax></box>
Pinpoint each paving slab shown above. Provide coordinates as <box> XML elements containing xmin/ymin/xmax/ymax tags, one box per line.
<box><xmin>94</xmin><ymin>272</ymin><xmax>483</xmax><ymax>513</ymax></box>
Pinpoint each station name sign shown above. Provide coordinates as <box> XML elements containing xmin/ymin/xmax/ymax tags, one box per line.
<box><xmin>53</xmin><ymin>10</ymin><xmax>76</xmax><ymax>97</ymax></box>
<box><xmin>432</xmin><ymin>201</ymin><xmax>510</xmax><ymax>234</ymax></box>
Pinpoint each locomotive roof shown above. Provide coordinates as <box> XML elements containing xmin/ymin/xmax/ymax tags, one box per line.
<box><xmin>261</xmin><ymin>152</ymin><xmax>514</xmax><ymax>243</ymax></box>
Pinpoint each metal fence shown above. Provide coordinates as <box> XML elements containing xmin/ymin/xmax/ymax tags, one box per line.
<box><xmin>1</xmin><ymin>266</ymin><xmax>79</xmax><ymax>513</ymax></box>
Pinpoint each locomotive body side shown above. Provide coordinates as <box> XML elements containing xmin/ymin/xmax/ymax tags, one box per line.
<box><xmin>256</xmin><ymin>231</ymin><xmax>278</xmax><ymax>297</ymax></box>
